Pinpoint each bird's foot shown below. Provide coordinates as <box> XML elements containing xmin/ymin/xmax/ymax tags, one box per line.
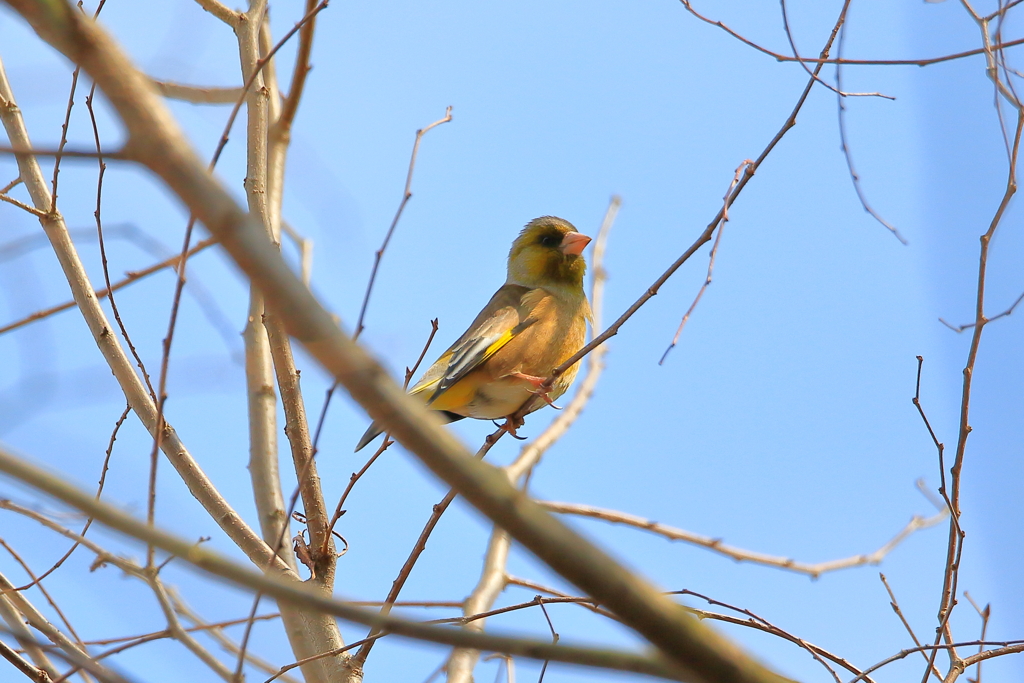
<box><xmin>495</xmin><ymin>414</ymin><xmax>527</xmax><ymax>440</ymax></box>
<box><xmin>509</xmin><ymin>372</ymin><xmax>561</xmax><ymax>410</ymax></box>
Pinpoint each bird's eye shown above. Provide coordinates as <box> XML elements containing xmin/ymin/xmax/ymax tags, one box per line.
<box><xmin>539</xmin><ymin>234</ymin><xmax>561</xmax><ymax>248</ymax></box>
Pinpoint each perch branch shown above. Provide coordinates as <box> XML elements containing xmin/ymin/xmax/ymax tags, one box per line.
<box><xmin>0</xmin><ymin>5</ymin><xmax>793</xmax><ymax>681</ymax></box>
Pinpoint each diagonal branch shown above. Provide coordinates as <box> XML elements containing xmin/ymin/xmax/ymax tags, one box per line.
<box><xmin>0</xmin><ymin>236</ymin><xmax>217</xmax><ymax>337</ymax></box>
<box><xmin>354</xmin><ymin>106</ymin><xmax>453</xmax><ymax>339</ymax></box>
<box><xmin>541</xmin><ymin>501</ymin><xmax>947</xmax><ymax>578</ymax></box>
<box><xmin>0</xmin><ymin>443</ymin><xmax>687</xmax><ymax>682</ymax></box>
<box><xmin>0</xmin><ymin>48</ymin><xmax>284</xmax><ymax>574</ymax></box>
<box><xmin>447</xmin><ymin>196</ymin><xmax>621</xmax><ymax>683</ymax></box>
<box><xmin>516</xmin><ymin>0</ymin><xmax>857</xmax><ymax>426</ymax></box>
<box><xmin>0</xmin><ymin>5</ymin><xmax>788</xmax><ymax>681</ymax></box>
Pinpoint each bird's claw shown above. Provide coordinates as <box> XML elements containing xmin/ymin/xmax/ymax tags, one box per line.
<box><xmin>510</xmin><ymin>372</ymin><xmax>561</xmax><ymax>410</ymax></box>
<box><xmin>531</xmin><ymin>389</ymin><xmax>562</xmax><ymax>410</ymax></box>
<box><xmin>495</xmin><ymin>415</ymin><xmax>527</xmax><ymax>440</ymax></box>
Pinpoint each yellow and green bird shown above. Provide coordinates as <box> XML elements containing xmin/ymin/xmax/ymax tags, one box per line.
<box><xmin>355</xmin><ymin>216</ymin><xmax>592</xmax><ymax>451</ymax></box>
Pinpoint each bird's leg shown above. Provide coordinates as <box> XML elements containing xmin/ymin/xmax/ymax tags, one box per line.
<box><xmin>495</xmin><ymin>414</ymin><xmax>527</xmax><ymax>440</ymax></box>
<box><xmin>509</xmin><ymin>372</ymin><xmax>562</xmax><ymax>410</ymax></box>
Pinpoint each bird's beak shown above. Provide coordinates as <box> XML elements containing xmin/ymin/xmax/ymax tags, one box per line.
<box><xmin>559</xmin><ymin>232</ymin><xmax>592</xmax><ymax>256</ymax></box>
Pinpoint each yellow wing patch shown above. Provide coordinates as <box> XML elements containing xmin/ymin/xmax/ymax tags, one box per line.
<box><xmin>427</xmin><ymin>323</ymin><xmax>526</xmax><ymax>404</ymax></box>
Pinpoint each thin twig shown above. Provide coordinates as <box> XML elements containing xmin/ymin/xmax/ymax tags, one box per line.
<box><xmin>48</xmin><ymin>37</ymin><xmax>82</xmax><ymax>215</ymax></box>
<box><xmin>985</xmin><ymin>0</ymin><xmax>1024</xmax><ymax>21</ymax></box>
<box><xmin>50</xmin><ymin>631</ymin><xmax>168</xmax><ymax>683</ymax></box>
<box><xmin>0</xmin><ymin>500</ymin><xmax>145</xmax><ymax>578</ymax></box>
<box><xmin>676</xmin><ymin>0</ymin><xmax>1024</xmax><ymax>67</ymax></box>
<box><xmin>676</xmin><ymin>589</ymin><xmax>841</xmax><ymax>683</ymax></box>
<box><xmin>912</xmin><ymin>357</ymin><xmax>955</xmax><ymax>522</ymax></box>
<box><xmin>779</xmin><ymin>0</ymin><xmax>892</xmax><ymax>99</ymax></box>
<box><xmin>322</xmin><ymin>318</ymin><xmax>439</xmax><ymax>553</ymax></box>
<box><xmin>207</xmin><ymin>0</ymin><xmax>331</xmax><ymax>173</ymax></box>
<box><xmin>835</xmin><ymin>22</ymin><xmax>907</xmax><ymax>243</ymax></box>
<box><xmin>536</xmin><ymin>601</ymin><xmax>559</xmax><ymax>683</ymax></box>
<box><xmin>233</xmin><ymin>592</ymin><xmax>264</xmax><ymax>683</ymax></box>
<box><xmin>963</xmin><ymin>592</ymin><xmax>990</xmax><ymax>683</ymax></box>
<box><xmin>531</xmin><ymin>0</ymin><xmax>855</xmax><ymax>412</ymax></box>
<box><xmin>84</xmin><ymin>611</ymin><xmax>282</xmax><ymax>646</ymax></box>
<box><xmin>346</xmin><ymin>485</ymin><xmax>459</xmax><ymax>668</ymax></box>
<box><xmin>354</xmin><ymin>106</ymin><xmax>453</xmax><ymax>339</ymax></box>
<box><xmin>86</xmin><ymin>81</ymin><xmax>157</xmax><ymax>399</ymax></box>
<box><xmin>505</xmin><ymin>576</ymin><xmax>618</xmax><ymax>621</ymax></box>
<box><xmin>0</xmin><ymin>540</ymin><xmax>87</xmax><ymax>650</ymax></box>
<box><xmin>880</xmin><ymin>573</ymin><xmax>942</xmax><ymax>681</ymax></box>
<box><xmin>0</xmin><ymin>176</ymin><xmax>22</xmax><ymax>194</ymax></box>
<box><xmin>437</xmin><ymin>596</ymin><xmax>606</xmax><ymax>627</ymax></box>
<box><xmin>0</xmin><ymin>191</ymin><xmax>48</xmax><ymax>217</ymax></box>
<box><xmin>661</xmin><ymin>162</ymin><xmax>745</xmax><ymax>365</ymax></box>
<box><xmin>349</xmin><ymin>427</ymin><xmax>505</xmax><ymax>668</ymax></box>
<box><xmin>0</xmin><ymin>237</ymin><xmax>218</xmax><ymax>337</ymax></box>
<box><xmin>849</xmin><ymin>640</ymin><xmax>1024</xmax><ymax>683</ymax></box>
<box><xmin>263</xmin><ymin>637</ymin><xmax>379</xmax><ymax>683</ymax></box>
<box><xmin>145</xmin><ymin>216</ymin><xmax>196</xmax><ymax>569</ymax></box>
<box><xmin>939</xmin><ymin>289</ymin><xmax>1024</xmax><ymax>332</ymax></box>
<box><xmin>950</xmin><ymin>644</ymin><xmax>1024</xmax><ymax>681</ymax></box>
<box><xmin>541</xmin><ymin>500</ymin><xmax>945</xmax><ymax>578</ymax></box>
<box><xmin>296</xmin><ymin>1</ymin><xmax>394</xmax><ymax>460</ymax></box>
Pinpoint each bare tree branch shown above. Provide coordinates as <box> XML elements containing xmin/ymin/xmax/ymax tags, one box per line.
<box><xmin>0</xmin><ymin>49</ymin><xmax>284</xmax><ymax>573</ymax></box>
<box><xmin>448</xmin><ymin>197</ymin><xmax>621</xmax><ymax>682</ymax></box>
<box><xmin>0</xmin><ymin>444</ymin><xmax>690</xmax><ymax>682</ymax></box>
<box><xmin>354</xmin><ymin>106</ymin><xmax>453</xmax><ymax>339</ymax></box>
<box><xmin>0</xmin><ymin>595</ymin><xmax>60</xmax><ymax>682</ymax></box>
<box><xmin>835</xmin><ymin>22</ymin><xmax>906</xmax><ymax>243</ymax></box>
<box><xmin>0</xmin><ymin>636</ymin><xmax>52</xmax><ymax>683</ymax></box>
<box><xmin>0</xmin><ymin>4</ymin><xmax>809</xmax><ymax>680</ymax></box>
<box><xmin>880</xmin><ymin>573</ymin><xmax>942</xmax><ymax>681</ymax></box>
<box><xmin>194</xmin><ymin>0</ymin><xmax>240</xmax><ymax>27</ymax></box>
<box><xmin>541</xmin><ymin>501</ymin><xmax>946</xmax><ymax>578</ymax></box>
<box><xmin>0</xmin><ymin>237</ymin><xmax>217</xmax><ymax>337</ymax></box>
<box><xmin>151</xmin><ymin>79</ymin><xmax>243</xmax><ymax>104</ymax></box>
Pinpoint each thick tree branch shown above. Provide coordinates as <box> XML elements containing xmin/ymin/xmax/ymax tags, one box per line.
<box><xmin>0</xmin><ymin>49</ymin><xmax>284</xmax><ymax>574</ymax></box>
<box><xmin>0</xmin><ymin>444</ymin><xmax>688</xmax><ymax>682</ymax></box>
<box><xmin>0</xmin><ymin>6</ymin><xmax>787</xmax><ymax>682</ymax></box>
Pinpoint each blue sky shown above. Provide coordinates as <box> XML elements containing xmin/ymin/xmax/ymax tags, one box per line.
<box><xmin>1</xmin><ymin>1</ymin><xmax>1022</xmax><ymax>681</ymax></box>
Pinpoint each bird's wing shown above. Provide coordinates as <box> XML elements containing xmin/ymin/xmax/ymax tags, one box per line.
<box><xmin>409</xmin><ymin>285</ymin><xmax>536</xmax><ymax>404</ymax></box>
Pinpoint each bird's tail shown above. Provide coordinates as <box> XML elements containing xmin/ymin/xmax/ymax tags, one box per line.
<box><xmin>354</xmin><ymin>411</ymin><xmax>467</xmax><ymax>452</ymax></box>
<box><xmin>354</xmin><ymin>422</ymin><xmax>384</xmax><ymax>452</ymax></box>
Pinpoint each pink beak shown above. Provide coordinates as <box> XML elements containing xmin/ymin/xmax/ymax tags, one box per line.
<box><xmin>559</xmin><ymin>232</ymin><xmax>592</xmax><ymax>257</ymax></box>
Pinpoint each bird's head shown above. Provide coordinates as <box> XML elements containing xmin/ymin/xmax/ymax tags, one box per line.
<box><xmin>506</xmin><ymin>216</ymin><xmax>591</xmax><ymax>291</ymax></box>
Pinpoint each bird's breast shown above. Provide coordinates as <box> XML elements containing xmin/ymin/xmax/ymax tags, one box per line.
<box><xmin>466</xmin><ymin>296</ymin><xmax>586</xmax><ymax>418</ymax></box>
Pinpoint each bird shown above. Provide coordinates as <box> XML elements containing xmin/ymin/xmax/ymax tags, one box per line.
<box><xmin>355</xmin><ymin>216</ymin><xmax>592</xmax><ymax>451</ymax></box>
